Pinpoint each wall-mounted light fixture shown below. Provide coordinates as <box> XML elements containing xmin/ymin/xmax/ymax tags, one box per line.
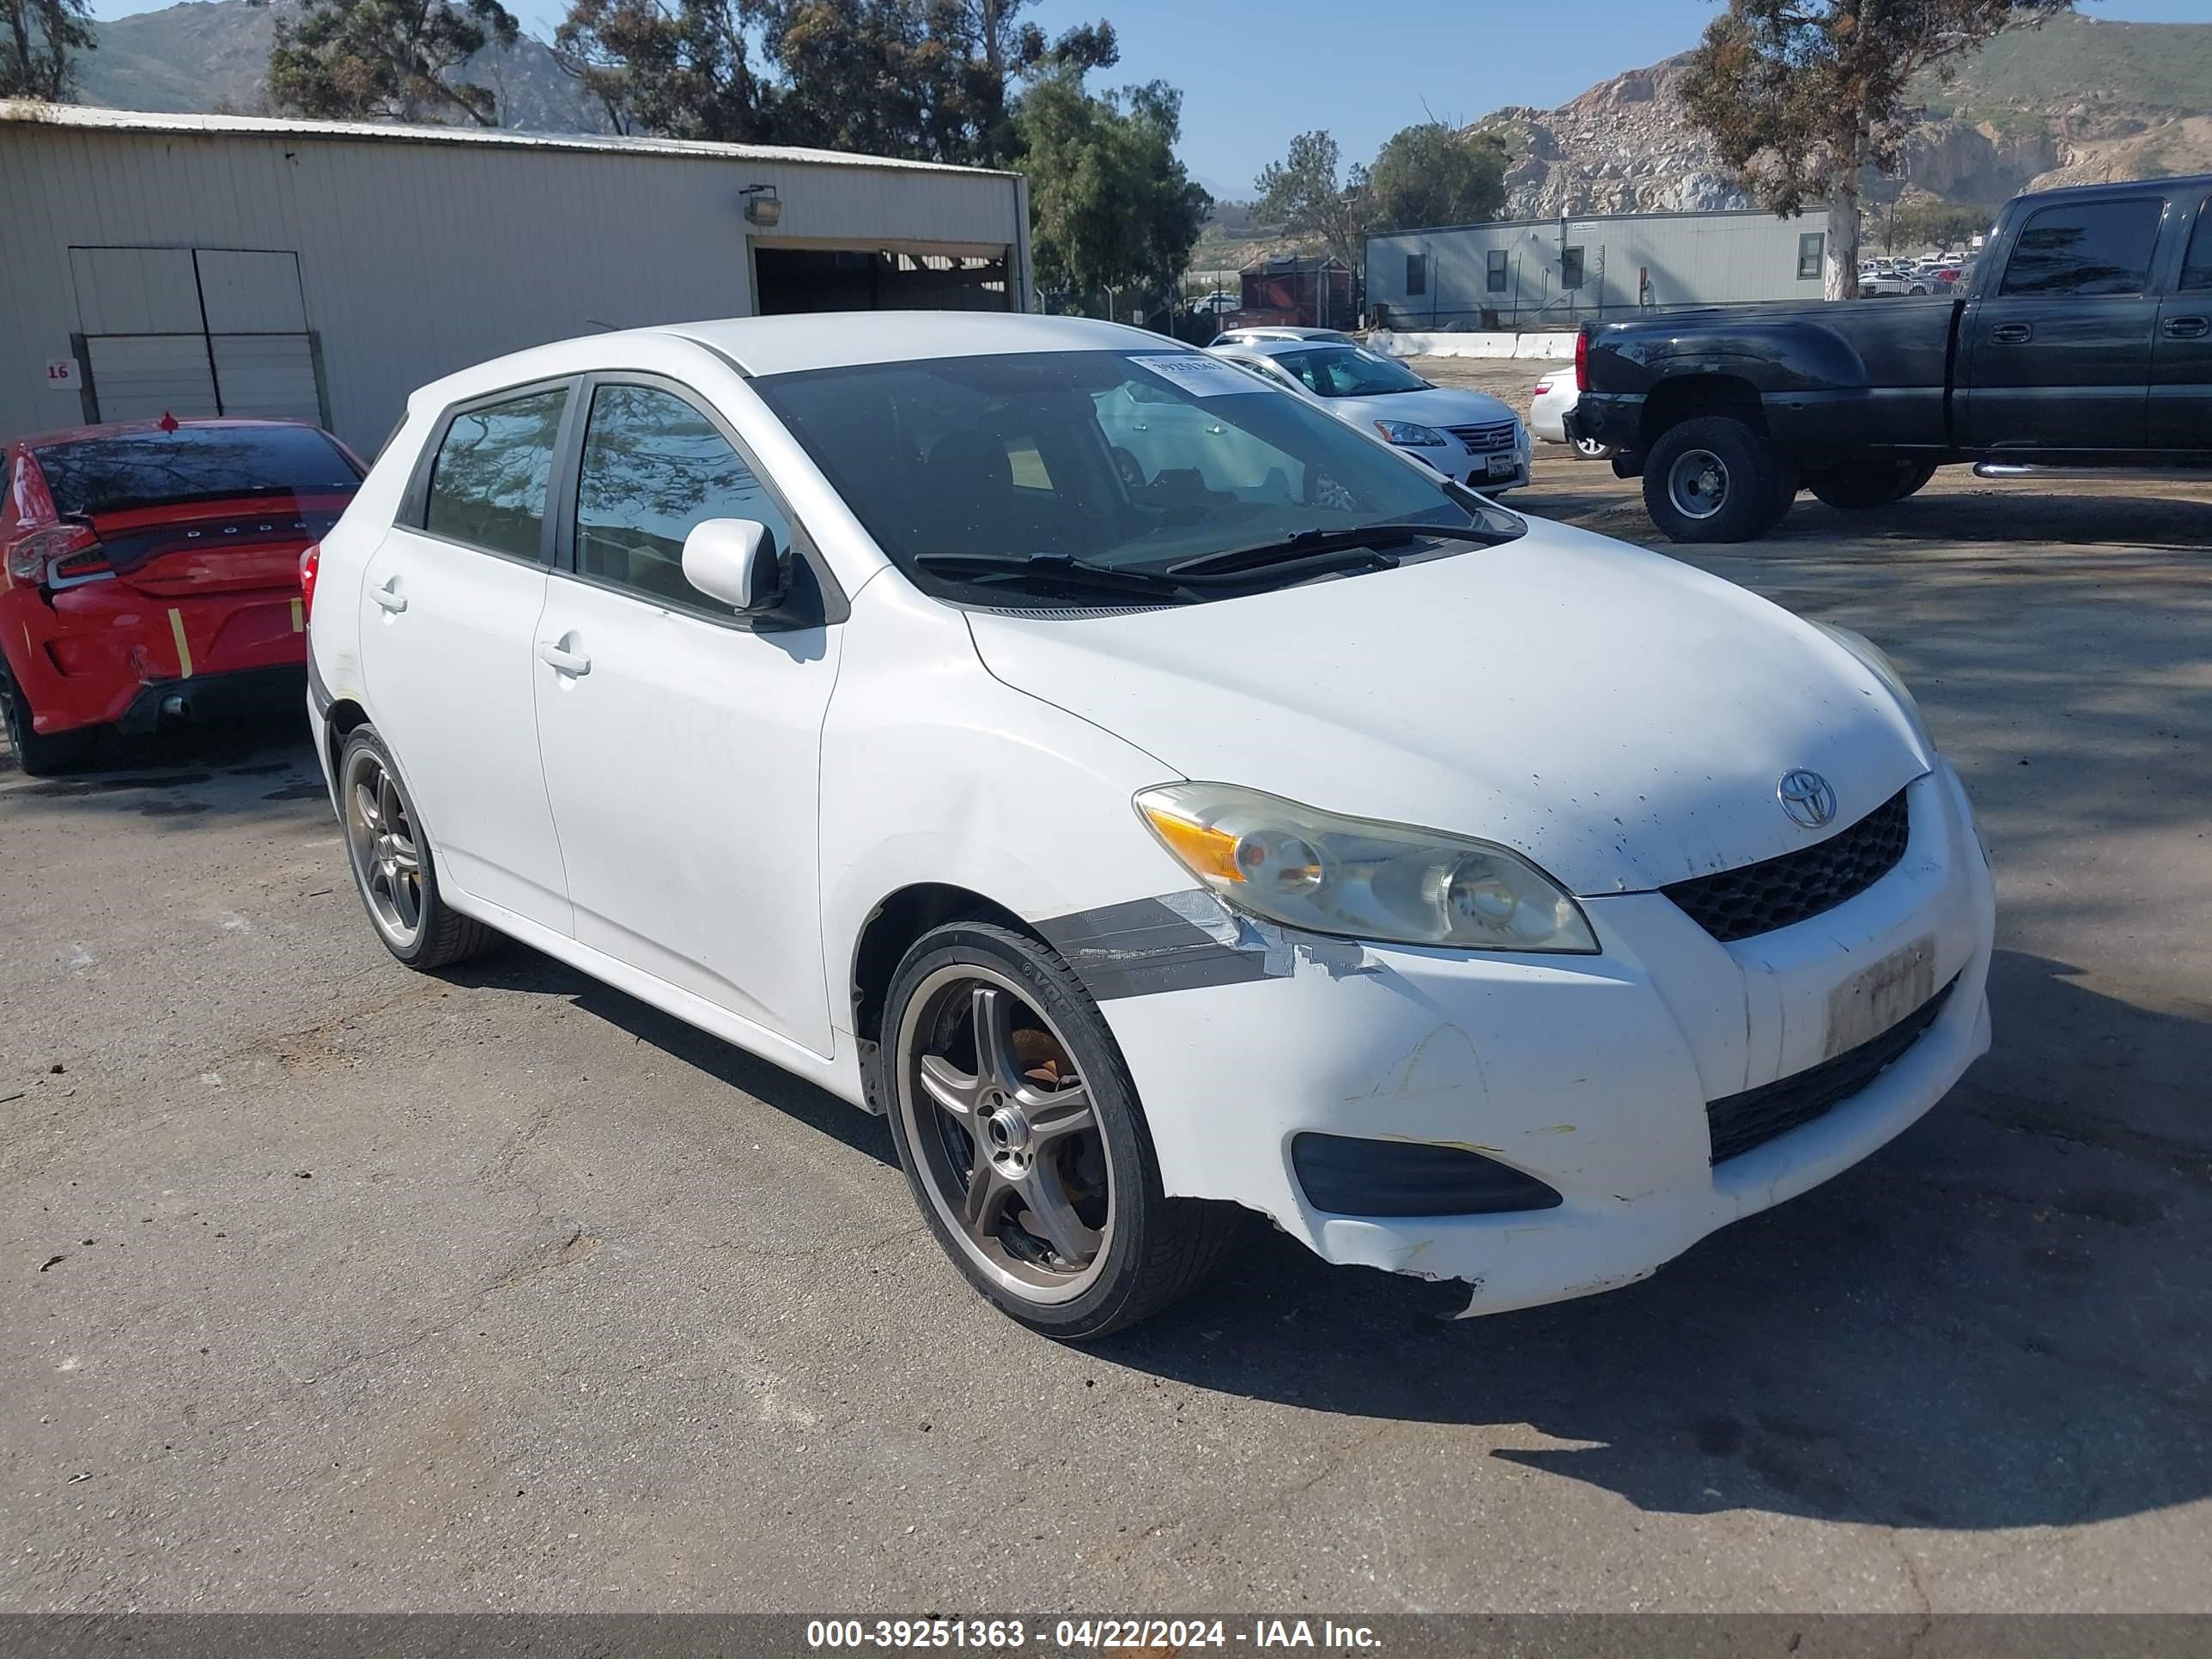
<box><xmin>742</xmin><ymin>184</ymin><xmax>782</xmax><ymax>228</ymax></box>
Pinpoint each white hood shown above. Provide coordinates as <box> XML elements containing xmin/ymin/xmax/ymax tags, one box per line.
<box><xmin>965</xmin><ymin>520</ymin><xmax>1929</xmax><ymax>896</ymax></box>
<box><xmin>1327</xmin><ymin>385</ymin><xmax>1519</xmax><ymax>434</ymax></box>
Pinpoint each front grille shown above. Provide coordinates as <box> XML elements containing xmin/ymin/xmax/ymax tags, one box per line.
<box><xmin>1705</xmin><ymin>975</ymin><xmax>1956</xmax><ymax>1164</ymax></box>
<box><xmin>1447</xmin><ymin>421</ymin><xmax>1517</xmax><ymax>454</ymax></box>
<box><xmin>1664</xmin><ymin>790</ymin><xmax>1910</xmax><ymax>943</ymax></box>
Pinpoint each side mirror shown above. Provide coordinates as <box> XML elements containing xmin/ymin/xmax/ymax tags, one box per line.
<box><xmin>681</xmin><ymin>518</ymin><xmax>783</xmax><ymax>613</ymax></box>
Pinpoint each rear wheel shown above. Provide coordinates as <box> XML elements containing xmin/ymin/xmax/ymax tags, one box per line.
<box><xmin>1572</xmin><ymin>434</ymin><xmax>1615</xmax><ymax>460</ymax></box>
<box><xmin>0</xmin><ymin>665</ymin><xmax>96</xmax><ymax>777</ymax></box>
<box><xmin>877</xmin><ymin>921</ymin><xmax>1241</xmax><ymax>1340</ymax></box>
<box><xmin>1642</xmin><ymin>415</ymin><xmax>1783</xmax><ymax>544</ymax></box>
<box><xmin>337</xmin><ymin>726</ymin><xmax>497</xmax><ymax>970</ymax></box>
<box><xmin>1807</xmin><ymin>459</ymin><xmax>1938</xmax><ymax>510</ymax></box>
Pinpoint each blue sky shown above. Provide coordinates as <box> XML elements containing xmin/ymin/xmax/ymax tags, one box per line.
<box><xmin>82</xmin><ymin>0</ymin><xmax>2212</xmax><ymax>193</ymax></box>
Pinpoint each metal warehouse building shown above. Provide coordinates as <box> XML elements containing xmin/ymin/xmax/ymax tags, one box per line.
<box><xmin>1367</xmin><ymin>206</ymin><xmax>1832</xmax><ymax>329</ymax></box>
<box><xmin>0</xmin><ymin>101</ymin><xmax>1031</xmax><ymax>453</ymax></box>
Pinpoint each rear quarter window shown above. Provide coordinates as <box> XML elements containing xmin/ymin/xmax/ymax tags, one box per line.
<box><xmin>33</xmin><ymin>425</ymin><xmax>362</xmax><ymax>518</ymax></box>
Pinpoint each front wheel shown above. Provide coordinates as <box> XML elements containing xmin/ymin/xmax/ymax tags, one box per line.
<box><xmin>0</xmin><ymin>666</ymin><xmax>96</xmax><ymax>777</ymax></box>
<box><xmin>1642</xmin><ymin>415</ymin><xmax>1783</xmax><ymax>544</ymax></box>
<box><xmin>877</xmin><ymin>921</ymin><xmax>1241</xmax><ymax>1339</ymax></box>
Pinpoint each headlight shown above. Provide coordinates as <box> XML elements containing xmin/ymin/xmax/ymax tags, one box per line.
<box><xmin>1135</xmin><ymin>783</ymin><xmax>1598</xmax><ymax>954</ymax></box>
<box><xmin>1374</xmin><ymin>419</ymin><xmax>1448</xmax><ymax>447</ymax></box>
<box><xmin>1814</xmin><ymin>622</ymin><xmax>1929</xmax><ymax>742</ymax></box>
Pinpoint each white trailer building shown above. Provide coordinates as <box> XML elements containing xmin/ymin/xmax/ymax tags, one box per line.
<box><xmin>1367</xmin><ymin>206</ymin><xmax>1832</xmax><ymax>330</ymax></box>
<box><xmin>0</xmin><ymin>102</ymin><xmax>1031</xmax><ymax>452</ymax></box>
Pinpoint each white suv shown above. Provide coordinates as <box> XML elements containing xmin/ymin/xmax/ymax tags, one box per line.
<box><xmin>305</xmin><ymin>312</ymin><xmax>1994</xmax><ymax>1339</ymax></box>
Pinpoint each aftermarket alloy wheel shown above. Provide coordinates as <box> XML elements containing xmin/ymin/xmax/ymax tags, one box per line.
<box><xmin>337</xmin><ymin>726</ymin><xmax>497</xmax><ymax>970</ymax></box>
<box><xmin>878</xmin><ymin>922</ymin><xmax>1241</xmax><ymax>1339</ymax></box>
<box><xmin>0</xmin><ymin>665</ymin><xmax>95</xmax><ymax>777</ymax></box>
<box><xmin>1643</xmin><ymin>415</ymin><xmax>1783</xmax><ymax>544</ymax></box>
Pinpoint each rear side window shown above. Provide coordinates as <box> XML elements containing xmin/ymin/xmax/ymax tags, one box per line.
<box><xmin>422</xmin><ymin>387</ymin><xmax>568</xmax><ymax>562</ymax></box>
<box><xmin>2181</xmin><ymin>199</ymin><xmax>2212</xmax><ymax>291</ymax></box>
<box><xmin>33</xmin><ymin>425</ymin><xmax>360</xmax><ymax>518</ymax></box>
<box><xmin>2000</xmin><ymin>198</ymin><xmax>2164</xmax><ymax>297</ymax></box>
<box><xmin>573</xmin><ymin>383</ymin><xmax>795</xmax><ymax>611</ymax></box>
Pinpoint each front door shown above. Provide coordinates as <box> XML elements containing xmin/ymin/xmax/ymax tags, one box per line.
<box><xmin>2150</xmin><ymin>195</ymin><xmax>2212</xmax><ymax>452</ymax></box>
<box><xmin>532</xmin><ymin>378</ymin><xmax>842</xmax><ymax>1057</ymax></box>
<box><xmin>1958</xmin><ymin>193</ymin><xmax>2168</xmax><ymax>452</ymax></box>
<box><xmin>358</xmin><ymin>381</ymin><xmax>574</xmax><ymax>933</ymax></box>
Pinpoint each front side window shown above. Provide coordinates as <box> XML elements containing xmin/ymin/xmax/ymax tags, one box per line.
<box><xmin>2000</xmin><ymin>198</ymin><xmax>2164</xmax><ymax>297</ymax></box>
<box><xmin>1268</xmin><ymin>346</ymin><xmax>1429</xmax><ymax>398</ymax></box>
<box><xmin>1561</xmin><ymin>246</ymin><xmax>1585</xmax><ymax>290</ymax></box>
<box><xmin>2180</xmin><ymin>198</ymin><xmax>2212</xmax><ymax>291</ymax></box>
<box><xmin>1405</xmin><ymin>253</ymin><xmax>1427</xmax><ymax>296</ymax></box>
<box><xmin>422</xmin><ymin>387</ymin><xmax>568</xmax><ymax>562</ymax></box>
<box><xmin>1486</xmin><ymin>249</ymin><xmax>1509</xmax><ymax>293</ymax></box>
<box><xmin>574</xmin><ymin>383</ymin><xmax>795</xmax><ymax>611</ymax></box>
<box><xmin>1798</xmin><ymin>232</ymin><xmax>1826</xmax><ymax>281</ymax></box>
<box><xmin>752</xmin><ymin>349</ymin><xmax>1520</xmax><ymax>610</ymax></box>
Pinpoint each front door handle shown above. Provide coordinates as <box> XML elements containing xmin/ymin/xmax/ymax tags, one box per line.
<box><xmin>1990</xmin><ymin>321</ymin><xmax>2034</xmax><ymax>344</ymax></box>
<box><xmin>2164</xmin><ymin>314</ymin><xmax>2210</xmax><ymax>339</ymax></box>
<box><xmin>537</xmin><ymin>639</ymin><xmax>591</xmax><ymax>677</ymax></box>
<box><xmin>371</xmin><ymin>578</ymin><xmax>407</xmax><ymax>613</ymax></box>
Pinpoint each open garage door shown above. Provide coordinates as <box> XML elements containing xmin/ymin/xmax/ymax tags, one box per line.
<box><xmin>70</xmin><ymin>246</ymin><xmax>326</xmax><ymax>428</ymax></box>
<box><xmin>755</xmin><ymin>246</ymin><xmax>1013</xmax><ymax>315</ymax></box>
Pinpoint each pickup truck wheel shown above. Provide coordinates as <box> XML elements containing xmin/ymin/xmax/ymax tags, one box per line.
<box><xmin>1808</xmin><ymin>459</ymin><xmax>1938</xmax><ymax>510</ymax></box>
<box><xmin>1643</xmin><ymin>416</ymin><xmax>1780</xmax><ymax>544</ymax></box>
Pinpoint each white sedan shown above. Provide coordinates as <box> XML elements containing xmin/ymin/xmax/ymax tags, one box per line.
<box><xmin>1531</xmin><ymin>371</ymin><xmax>1613</xmax><ymax>459</ymax></box>
<box><xmin>306</xmin><ymin>312</ymin><xmax>1994</xmax><ymax>1339</ymax></box>
<box><xmin>1206</xmin><ymin>337</ymin><xmax>1532</xmax><ymax>492</ymax></box>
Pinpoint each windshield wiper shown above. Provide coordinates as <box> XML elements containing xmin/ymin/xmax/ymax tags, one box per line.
<box><xmin>1166</xmin><ymin>520</ymin><xmax>1504</xmax><ymax>579</ymax></box>
<box><xmin>912</xmin><ymin>551</ymin><xmax>1196</xmax><ymax>602</ymax></box>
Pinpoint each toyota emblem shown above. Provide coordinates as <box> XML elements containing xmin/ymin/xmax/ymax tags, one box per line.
<box><xmin>1778</xmin><ymin>769</ymin><xmax>1838</xmax><ymax>830</ymax></box>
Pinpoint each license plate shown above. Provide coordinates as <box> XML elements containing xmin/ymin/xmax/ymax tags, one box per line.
<box><xmin>1825</xmin><ymin>938</ymin><xmax>1936</xmax><ymax>1059</ymax></box>
<box><xmin>1486</xmin><ymin>453</ymin><xmax>1517</xmax><ymax>480</ymax></box>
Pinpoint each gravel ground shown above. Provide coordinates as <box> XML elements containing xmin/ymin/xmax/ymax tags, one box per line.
<box><xmin>3</xmin><ymin>383</ymin><xmax>2208</xmax><ymax>1613</ymax></box>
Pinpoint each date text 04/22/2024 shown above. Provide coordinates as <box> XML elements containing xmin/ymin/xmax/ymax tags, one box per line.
<box><xmin>804</xmin><ymin>1620</ymin><xmax>1382</xmax><ymax>1650</ymax></box>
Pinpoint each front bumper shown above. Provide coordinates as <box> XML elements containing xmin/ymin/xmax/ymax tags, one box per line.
<box><xmin>1095</xmin><ymin>763</ymin><xmax>1995</xmax><ymax>1316</ymax></box>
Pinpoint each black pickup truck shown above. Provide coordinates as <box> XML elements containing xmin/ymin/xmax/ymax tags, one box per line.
<box><xmin>1570</xmin><ymin>174</ymin><xmax>2212</xmax><ymax>542</ymax></box>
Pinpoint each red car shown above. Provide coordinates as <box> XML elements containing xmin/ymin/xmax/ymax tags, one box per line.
<box><xmin>2</xmin><ymin>417</ymin><xmax>362</xmax><ymax>775</ymax></box>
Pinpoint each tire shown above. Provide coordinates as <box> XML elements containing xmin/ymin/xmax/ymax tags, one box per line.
<box><xmin>337</xmin><ymin>725</ymin><xmax>498</xmax><ymax>970</ymax></box>
<box><xmin>1573</xmin><ymin>434</ymin><xmax>1615</xmax><ymax>460</ymax></box>
<box><xmin>1642</xmin><ymin>415</ymin><xmax>1783</xmax><ymax>544</ymax></box>
<box><xmin>1807</xmin><ymin>459</ymin><xmax>1938</xmax><ymax>511</ymax></box>
<box><xmin>0</xmin><ymin>665</ymin><xmax>97</xmax><ymax>777</ymax></box>
<box><xmin>875</xmin><ymin>921</ymin><xmax>1243</xmax><ymax>1340</ymax></box>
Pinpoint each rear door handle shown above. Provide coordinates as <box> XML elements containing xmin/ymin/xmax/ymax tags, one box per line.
<box><xmin>1990</xmin><ymin>322</ymin><xmax>2034</xmax><ymax>344</ymax></box>
<box><xmin>371</xmin><ymin>578</ymin><xmax>407</xmax><ymax>613</ymax></box>
<box><xmin>537</xmin><ymin>640</ymin><xmax>591</xmax><ymax>677</ymax></box>
<box><xmin>2164</xmin><ymin>315</ymin><xmax>2210</xmax><ymax>339</ymax></box>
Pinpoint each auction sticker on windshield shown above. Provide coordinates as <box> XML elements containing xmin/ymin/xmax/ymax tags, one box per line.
<box><xmin>1133</xmin><ymin>355</ymin><xmax>1267</xmax><ymax>397</ymax></box>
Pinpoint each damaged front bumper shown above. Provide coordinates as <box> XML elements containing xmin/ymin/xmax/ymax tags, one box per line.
<box><xmin>1075</xmin><ymin>764</ymin><xmax>1996</xmax><ymax>1317</ymax></box>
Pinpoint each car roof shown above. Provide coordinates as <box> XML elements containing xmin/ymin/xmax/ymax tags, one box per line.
<box><xmin>403</xmin><ymin>312</ymin><xmax>1173</xmax><ymax>411</ymax></box>
<box><xmin>1211</xmin><ymin>336</ymin><xmax>1357</xmax><ymax>359</ymax></box>
<box><xmin>10</xmin><ymin>416</ymin><xmax>321</xmax><ymax>452</ymax></box>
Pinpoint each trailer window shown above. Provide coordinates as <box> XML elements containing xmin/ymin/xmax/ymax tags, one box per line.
<box><xmin>1486</xmin><ymin>250</ymin><xmax>1509</xmax><ymax>293</ymax></box>
<box><xmin>1798</xmin><ymin>232</ymin><xmax>1826</xmax><ymax>281</ymax></box>
<box><xmin>1405</xmin><ymin>254</ymin><xmax>1427</xmax><ymax>296</ymax></box>
<box><xmin>1561</xmin><ymin>247</ymin><xmax>1584</xmax><ymax>290</ymax></box>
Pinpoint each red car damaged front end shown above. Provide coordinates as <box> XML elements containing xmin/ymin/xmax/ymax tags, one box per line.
<box><xmin>3</xmin><ymin>420</ymin><xmax>361</xmax><ymax>749</ymax></box>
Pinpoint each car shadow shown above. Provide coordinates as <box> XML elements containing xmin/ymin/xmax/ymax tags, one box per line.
<box><xmin>1064</xmin><ymin>946</ymin><xmax>2210</xmax><ymax>1533</ymax></box>
<box><xmin>0</xmin><ymin>711</ymin><xmax>325</xmax><ymax>819</ymax></box>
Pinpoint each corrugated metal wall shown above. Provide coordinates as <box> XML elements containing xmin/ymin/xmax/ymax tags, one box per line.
<box><xmin>0</xmin><ymin>120</ymin><xmax>1028</xmax><ymax>450</ymax></box>
<box><xmin>1368</xmin><ymin>209</ymin><xmax>1832</xmax><ymax>329</ymax></box>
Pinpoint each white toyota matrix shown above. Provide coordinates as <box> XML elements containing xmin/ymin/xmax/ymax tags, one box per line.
<box><xmin>304</xmin><ymin>313</ymin><xmax>1995</xmax><ymax>1339</ymax></box>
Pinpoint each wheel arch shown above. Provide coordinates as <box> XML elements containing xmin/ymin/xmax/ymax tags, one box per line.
<box><xmin>848</xmin><ymin>881</ymin><xmax>1038</xmax><ymax>1110</ymax></box>
<box><xmin>1639</xmin><ymin>374</ymin><xmax>1768</xmax><ymax>451</ymax></box>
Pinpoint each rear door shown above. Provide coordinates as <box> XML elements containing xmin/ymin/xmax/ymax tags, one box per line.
<box><xmin>358</xmin><ymin>381</ymin><xmax>574</xmax><ymax>933</ymax></box>
<box><xmin>1958</xmin><ymin>192</ymin><xmax>2168</xmax><ymax>451</ymax></box>
<box><xmin>531</xmin><ymin>375</ymin><xmax>842</xmax><ymax>1056</ymax></box>
<box><xmin>2150</xmin><ymin>195</ymin><xmax>2212</xmax><ymax>452</ymax></box>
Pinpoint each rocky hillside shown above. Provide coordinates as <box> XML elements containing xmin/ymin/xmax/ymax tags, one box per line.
<box><xmin>76</xmin><ymin>0</ymin><xmax>607</xmax><ymax>134</ymax></box>
<box><xmin>1469</xmin><ymin>10</ymin><xmax>2212</xmax><ymax>221</ymax></box>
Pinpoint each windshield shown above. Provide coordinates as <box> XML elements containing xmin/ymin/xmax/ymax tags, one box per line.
<box><xmin>1263</xmin><ymin>346</ymin><xmax>1429</xmax><ymax>398</ymax></box>
<box><xmin>34</xmin><ymin>425</ymin><xmax>361</xmax><ymax>518</ymax></box>
<box><xmin>751</xmin><ymin>349</ymin><xmax>1519</xmax><ymax>605</ymax></box>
